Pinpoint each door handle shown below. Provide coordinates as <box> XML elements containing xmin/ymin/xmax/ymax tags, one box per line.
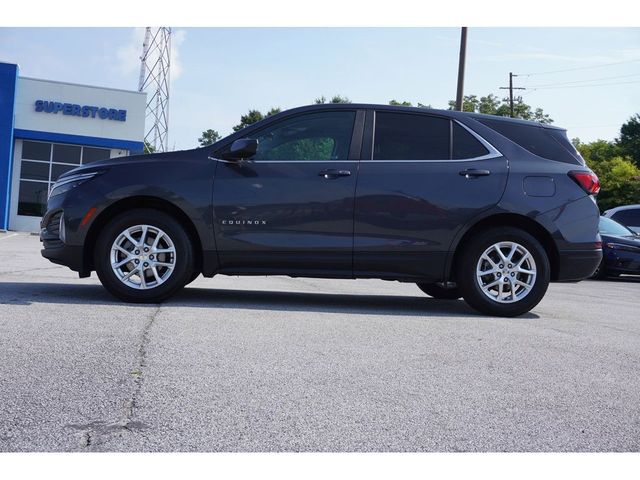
<box><xmin>318</xmin><ymin>169</ymin><xmax>351</xmax><ymax>179</ymax></box>
<box><xmin>459</xmin><ymin>168</ymin><xmax>491</xmax><ymax>178</ymax></box>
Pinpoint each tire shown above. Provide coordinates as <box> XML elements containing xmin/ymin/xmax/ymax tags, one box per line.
<box><xmin>416</xmin><ymin>283</ymin><xmax>461</xmax><ymax>300</ymax></box>
<box><xmin>455</xmin><ymin>227</ymin><xmax>550</xmax><ymax>317</ymax></box>
<box><xmin>185</xmin><ymin>270</ymin><xmax>200</xmax><ymax>286</ymax></box>
<box><xmin>590</xmin><ymin>259</ymin><xmax>607</xmax><ymax>280</ymax></box>
<box><xmin>94</xmin><ymin>208</ymin><xmax>194</xmax><ymax>303</ymax></box>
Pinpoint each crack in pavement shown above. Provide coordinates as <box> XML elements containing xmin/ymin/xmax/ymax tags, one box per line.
<box><xmin>67</xmin><ymin>304</ymin><xmax>161</xmax><ymax>450</ymax></box>
<box><xmin>124</xmin><ymin>304</ymin><xmax>161</xmax><ymax>424</ymax></box>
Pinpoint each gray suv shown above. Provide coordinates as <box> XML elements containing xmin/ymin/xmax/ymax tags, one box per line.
<box><xmin>40</xmin><ymin>104</ymin><xmax>602</xmax><ymax>317</ymax></box>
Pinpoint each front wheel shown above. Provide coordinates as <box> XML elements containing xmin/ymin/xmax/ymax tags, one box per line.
<box><xmin>94</xmin><ymin>209</ymin><xmax>194</xmax><ymax>303</ymax></box>
<box><xmin>455</xmin><ymin>227</ymin><xmax>550</xmax><ymax>317</ymax></box>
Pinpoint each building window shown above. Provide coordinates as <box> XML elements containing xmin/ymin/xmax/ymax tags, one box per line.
<box><xmin>17</xmin><ymin>140</ymin><xmax>114</xmax><ymax>217</ymax></box>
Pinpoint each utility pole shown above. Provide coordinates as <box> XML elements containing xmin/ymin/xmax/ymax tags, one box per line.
<box><xmin>499</xmin><ymin>72</ymin><xmax>526</xmax><ymax>118</ymax></box>
<box><xmin>455</xmin><ymin>27</ymin><xmax>468</xmax><ymax>112</ymax></box>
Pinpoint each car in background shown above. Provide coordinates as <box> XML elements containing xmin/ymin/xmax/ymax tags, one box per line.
<box><xmin>592</xmin><ymin>216</ymin><xmax>640</xmax><ymax>279</ymax></box>
<box><xmin>603</xmin><ymin>204</ymin><xmax>640</xmax><ymax>234</ymax></box>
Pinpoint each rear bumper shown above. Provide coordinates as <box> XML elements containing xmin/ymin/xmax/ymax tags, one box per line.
<box><xmin>556</xmin><ymin>248</ymin><xmax>602</xmax><ymax>282</ymax></box>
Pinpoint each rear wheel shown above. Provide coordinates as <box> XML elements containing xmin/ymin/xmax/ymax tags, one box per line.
<box><xmin>94</xmin><ymin>209</ymin><xmax>194</xmax><ymax>303</ymax></box>
<box><xmin>416</xmin><ymin>283</ymin><xmax>461</xmax><ymax>300</ymax></box>
<box><xmin>456</xmin><ymin>227</ymin><xmax>550</xmax><ymax>317</ymax></box>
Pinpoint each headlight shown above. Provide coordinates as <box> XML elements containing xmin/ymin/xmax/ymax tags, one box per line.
<box><xmin>606</xmin><ymin>242</ymin><xmax>640</xmax><ymax>253</ymax></box>
<box><xmin>49</xmin><ymin>171</ymin><xmax>104</xmax><ymax>199</ymax></box>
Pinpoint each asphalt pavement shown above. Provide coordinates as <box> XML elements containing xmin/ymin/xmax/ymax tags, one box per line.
<box><xmin>0</xmin><ymin>231</ymin><xmax>639</xmax><ymax>451</ymax></box>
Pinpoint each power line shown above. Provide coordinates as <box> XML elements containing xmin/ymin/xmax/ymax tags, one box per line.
<box><xmin>527</xmin><ymin>72</ymin><xmax>640</xmax><ymax>88</ymax></box>
<box><xmin>519</xmin><ymin>58</ymin><xmax>640</xmax><ymax>77</ymax></box>
<box><xmin>529</xmin><ymin>79</ymin><xmax>640</xmax><ymax>90</ymax></box>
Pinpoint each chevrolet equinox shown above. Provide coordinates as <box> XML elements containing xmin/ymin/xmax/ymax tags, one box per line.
<box><xmin>40</xmin><ymin>104</ymin><xmax>603</xmax><ymax>317</ymax></box>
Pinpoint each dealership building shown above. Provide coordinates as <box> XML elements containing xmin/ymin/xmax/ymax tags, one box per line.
<box><xmin>0</xmin><ymin>61</ymin><xmax>146</xmax><ymax>232</ymax></box>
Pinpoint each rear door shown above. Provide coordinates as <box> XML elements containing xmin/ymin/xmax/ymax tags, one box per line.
<box><xmin>212</xmin><ymin>109</ymin><xmax>363</xmax><ymax>274</ymax></box>
<box><xmin>353</xmin><ymin>110</ymin><xmax>508</xmax><ymax>280</ymax></box>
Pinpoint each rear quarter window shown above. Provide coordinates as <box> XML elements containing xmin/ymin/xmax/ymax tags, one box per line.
<box><xmin>452</xmin><ymin>122</ymin><xmax>489</xmax><ymax>159</ymax></box>
<box><xmin>478</xmin><ymin>118</ymin><xmax>582</xmax><ymax>165</ymax></box>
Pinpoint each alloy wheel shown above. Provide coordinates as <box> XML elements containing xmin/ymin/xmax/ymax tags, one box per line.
<box><xmin>475</xmin><ymin>241</ymin><xmax>537</xmax><ymax>303</ymax></box>
<box><xmin>109</xmin><ymin>224</ymin><xmax>177</xmax><ymax>290</ymax></box>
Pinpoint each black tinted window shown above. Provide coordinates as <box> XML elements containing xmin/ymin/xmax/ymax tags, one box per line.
<box><xmin>452</xmin><ymin>122</ymin><xmax>489</xmax><ymax>159</ymax></box>
<box><xmin>20</xmin><ymin>161</ymin><xmax>50</xmax><ymax>181</ymax></box>
<box><xmin>51</xmin><ymin>163</ymin><xmax>78</xmax><ymax>181</ymax></box>
<box><xmin>374</xmin><ymin>112</ymin><xmax>450</xmax><ymax>160</ymax></box>
<box><xmin>83</xmin><ymin>147</ymin><xmax>111</xmax><ymax>163</ymax></box>
<box><xmin>478</xmin><ymin>119</ymin><xmax>580</xmax><ymax>164</ymax></box>
<box><xmin>17</xmin><ymin>180</ymin><xmax>48</xmax><ymax>216</ymax></box>
<box><xmin>52</xmin><ymin>144</ymin><xmax>81</xmax><ymax>164</ymax></box>
<box><xmin>250</xmin><ymin>111</ymin><xmax>355</xmax><ymax>161</ymax></box>
<box><xmin>22</xmin><ymin>141</ymin><xmax>51</xmax><ymax>161</ymax></box>
<box><xmin>612</xmin><ymin>209</ymin><xmax>640</xmax><ymax>226</ymax></box>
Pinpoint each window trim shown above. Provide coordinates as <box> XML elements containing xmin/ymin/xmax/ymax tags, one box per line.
<box><xmin>366</xmin><ymin>110</ymin><xmax>502</xmax><ymax>162</ymax></box>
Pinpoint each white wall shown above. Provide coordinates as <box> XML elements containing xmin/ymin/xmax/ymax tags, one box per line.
<box><xmin>14</xmin><ymin>77</ymin><xmax>146</xmax><ymax>142</ymax></box>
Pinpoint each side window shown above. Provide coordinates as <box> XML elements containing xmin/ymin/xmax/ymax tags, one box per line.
<box><xmin>452</xmin><ymin>122</ymin><xmax>489</xmax><ymax>159</ymax></box>
<box><xmin>612</xmin><ymin>209</ymin><xmax>640</xmax><ymax>226</ymax></box>
<box><xmin>250</xmin><ymin>111</ymin><xmax>355</xmax><ymax>161</ymax></box>
<box><xmin>373</xmin><ymin>112</ymin><xmax>450</xmax><ymax>160</ymax></box>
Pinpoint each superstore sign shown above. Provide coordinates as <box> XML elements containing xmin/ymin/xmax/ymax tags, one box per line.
<box><xmin>34</xmin><ymin>100</ymin><xmax>127</xmax><ymax>122</ymax></box>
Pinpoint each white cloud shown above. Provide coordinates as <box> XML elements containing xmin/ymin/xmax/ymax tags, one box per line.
<box><xmin>115</xmin><ymin>27</ymin><xmax>146</xmax><ymax>78</ymax></box>
<box><xmin>114</xmin><ymin>27</ymin><xmax>186</xmax><ymax>83</ymax></box>
<box><xmin>171</xmin><ymin>29</ymin><xmax>186</xmax><ymax>80</ymax></box>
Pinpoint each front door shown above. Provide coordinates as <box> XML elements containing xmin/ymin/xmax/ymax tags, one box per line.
<box><xmin>213</xmin><ymin>109</ymin><xmax>362</xmax><ymax>275</ymax></box>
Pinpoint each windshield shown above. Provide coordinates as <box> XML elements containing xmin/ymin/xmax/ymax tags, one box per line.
<box><xmin>599</xmin><ymin>216</ymin><xmax>635</xmax><ymax>236</ymax></box>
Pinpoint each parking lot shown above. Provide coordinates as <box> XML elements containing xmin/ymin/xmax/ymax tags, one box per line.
<box><xmin>0</xmin><ymin>230</ymin><xmax>639</xmax><ymax>452</ymax></box>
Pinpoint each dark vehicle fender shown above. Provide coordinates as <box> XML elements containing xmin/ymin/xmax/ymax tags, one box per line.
<box><xmin>80</xmin><ymin>161</ymin><xmax>218</xmax><ymax>276</ymax></box>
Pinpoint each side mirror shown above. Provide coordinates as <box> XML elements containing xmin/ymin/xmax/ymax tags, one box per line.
<box><xmin>224</xmin><ymin>138</ymin><xmax>258</xmax><ymax>160</ymax></box>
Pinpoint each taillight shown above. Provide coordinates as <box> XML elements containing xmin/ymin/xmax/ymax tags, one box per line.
<box><xmin>568</xmin><ymin>170</ymin><xmax>600</xmax><ymax>195</ymax></box>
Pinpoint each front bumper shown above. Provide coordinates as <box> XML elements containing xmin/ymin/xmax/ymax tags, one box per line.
<box><xmin>41</xmin><ymin>243</ymin><xmax>86</xmax><ymax>273</ymax></box>
<box><xmin>40</xmin><ymin>209</ymin><xmax>89</xmax><ymax>276</ymax></box>
<box><xmin>556</xmin><ymin>248</ymin><xmax>602</xmax><ymax>282</ymax></box>
<box><xmin>603</xmin><ymin>249</ymin><xmax>640</xmax><ymax>275</ymax></box>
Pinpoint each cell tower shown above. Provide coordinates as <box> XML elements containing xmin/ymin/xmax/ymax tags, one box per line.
<box><xmin>138</xmin><ymin>27</ymin><xmax>171</xmax><ymax>152</ymax></box>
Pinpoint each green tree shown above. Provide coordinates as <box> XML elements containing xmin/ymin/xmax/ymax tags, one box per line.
<box><xmin>143</xmin><ymin>141</ymin><xmax>155</xmax><ymax>154</ymax></box>
<box><xmin>617</xmin><ymin>114</ymin><xmax>640</xmax><ymax>167</ymax></box>
<box><xmin>389</xmin><ymin>99</ymin><xmax>413</xmax><ymax>106</ymax></box>
<box><xmin>448</xmin><ymin>94</ymin><xmax>553</xmax><ymax>124</ymax></box>
<box><xmin>198</xmin><ymin>129</ymin><xmax>221</xmax><ymax>147</ymax></box>
<box><xmin>232</xmin><ymin>107</ymin><xmax>281</xmax><ymax>132</ymax></box>
<box><xmin>575</xmin><ymin>139</ymin><xmax>620</xmax><ymax>162</ymax></box>
<box><xmin>315</xmin><ymin>95</ymin><xmax>351</xmax><ymax>104</ymax></box>
<box><xmin>576</xmin><ymin>139</ymin><xmax>640</xmax><ymax>211</ymax></box>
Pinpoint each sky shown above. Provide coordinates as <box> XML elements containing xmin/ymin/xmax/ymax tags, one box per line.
<box><xmin>0</xmin><ymin>27</ymin><xmax>639</xmax><ymax>150</ymax></box>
